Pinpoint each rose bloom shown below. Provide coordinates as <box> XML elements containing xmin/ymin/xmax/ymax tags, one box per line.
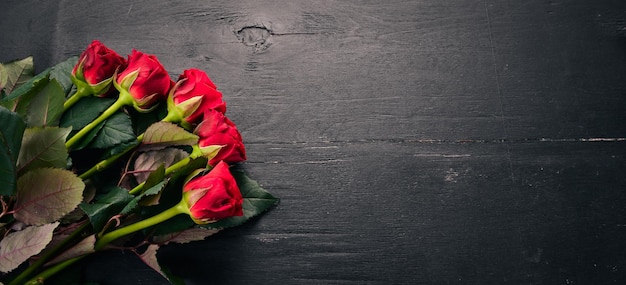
<box><xmin>116</xmin><ymin>49</ymin><xmax>172</xmax><ymax>111</ymax></box>
<box><xmin>72</xmin><ymin>40</ymin><xmax>126</xmax><ymax>96</ymax></box>
<box><xmin>170</xmin><ymin>68</ymin><xmax>226</xmax><ymax>125</ymax></box>
<box><xmin>195</xmin><ymin>109</ymin><xmax>246</xmax><ymax>166</ymax></box>
<box><xmin>183</xmin><ymin>161</ymin><xmax>243</xmax><ymax>223</ymax></box>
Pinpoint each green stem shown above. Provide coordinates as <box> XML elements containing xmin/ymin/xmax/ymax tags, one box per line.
<box><xmin>128</xmin><ymin>156</ymin><xmax>192</xmax><ymax>195</ymax></box>
<box><xmin>78</xmin><ymin>133</ymin><xmax>144</xmax><ymax>180</ymax></box>
<box><xmin>63</xmin><ymin>85</ymin><xmax>90</xmax><ymax>111</ymax></box>
<box><xmin>161</xmin><ymin>110</ymin><xmax>182</xmax><ymax>124</ymax></box>
<box><xmin>8</xmin><ymin>222</ymin><xmax>91</xmax><ymax>285</ymax></box>
<box><xmin>94</xmin><ymin>200</ymin><xmax>189</xmax><ymax>250</ymax></box>
<box><xmin>24</xmin><ymin>256</ymin><xmax>83</xmax><ymax>285</ymax></box>
<box><xmin>128</xmin><ymin>144</ymin><xmax>202</xmax><ymax>195</ymax></box>
<box><xmin>65</xmin><ymin>91</ymin><xmax>133</xmax><ymax>149</ymax></box>
<box><xmin>76</xmin><ymin>110</ymin><xmax>179</xmax><ymax>180</ymax></box>
<box><xmin>78</xmin><ymin>144</ymin><xmax>136</xmax><ymax>180</ymax></box>
<box><xmin>23</xmin><ymin>200</ymin><xmax>190</xmax><ymax>284</ymax></box>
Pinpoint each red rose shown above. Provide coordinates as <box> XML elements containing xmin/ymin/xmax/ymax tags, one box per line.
<box><xmin>71</xmin><ymin>40</ymin><xmax>126</xmax><ymax>96</ymax></box>
<box><xmin>115</xmin><ymin>49</ymin><xmax>172</xmax><ymax>111</ymax></box>
<box><xmin>195</xmin><ymin>109</ymin><xmax>246</xmax><ymax>166</ymax></box>
<box><xmin>167</xmin><ymin>68</ymin><xmax>226</xmax><ymax>127</ymax></box>
<box><xmin>182</xmin><ymin>161</ymin><xmax>243</xmax><ymax>223</ymax></box>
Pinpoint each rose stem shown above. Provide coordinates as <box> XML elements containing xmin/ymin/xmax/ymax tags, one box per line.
<box><xmin>23</xmin><ymin>200</ymin><xmax>190</xmax><ymax>285</ymax></box>
<box><xmin>62</xmin><ymin>84</ymin><xmax>90</xmax><ymax>111</ymax></box>
<box><xmin>76</xmin><ymin>111</ymin><xmax>181</xmax><ymax>180</ymax></box>
<box><xmin>8</xmin><ymin>222</ymin><xmax>91</xmax><ymax>285</ymax></box>
<box><xmin>128</xmin><ymin>144</ymin><xmax>205</xmax><ymax>195</ymax></box>
<box><xmin>94</xmin><ymin>199</ymin><xmax>189</xmax><ymax>249</ymax></box>
<box><xmin>128</xmin><ymin>155</ymin><xmax>192</xmax><ymax>195</ymax></box>
<box><xmin>24</xmin><ymin>256</ymin><xmax>83</xmax><ymax>285</ymax></box>
<box><xmin>65</xmin><ymin>90</ymin><xmax>134</xmax><ymax>149</ymax></box>
<box><xmin>78</xmin><ymin>133</ymin><xmax>143</xmax><ymax>180</ymax></box>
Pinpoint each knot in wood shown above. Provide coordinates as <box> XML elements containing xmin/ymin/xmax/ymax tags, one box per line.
<box><xmin>236</xmin><ymin>26</ymin><xmax>272</xmax><ymax>52</ymax></box>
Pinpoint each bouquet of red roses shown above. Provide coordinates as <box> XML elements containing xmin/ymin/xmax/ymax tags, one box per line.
<box><xmin>0</xmin><ymin>40</ymin><xmax>278</xmax><ymax>284</ymax></box>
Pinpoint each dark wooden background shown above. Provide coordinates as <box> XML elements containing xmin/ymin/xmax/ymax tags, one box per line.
<box><xmin>2</xmin><ymin>0</ymin><xmax>626</xmax><ymax>284</ymax></box>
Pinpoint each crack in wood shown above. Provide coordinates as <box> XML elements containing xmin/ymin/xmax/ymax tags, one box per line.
<box><xmin>235</xmin><ymin>25</ymin><xmax>320</xmax><ymax>53</ymax></box>
<box><xmin>244</xmin><ymin>137</ymin><xmax>626</xmax><ymax>145</ymax></box>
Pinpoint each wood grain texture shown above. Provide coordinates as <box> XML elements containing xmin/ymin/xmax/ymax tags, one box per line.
<box><xmin>1</xmin><ymin>0</ymin><xmax>625</xmax><ymax>284</ymax></box>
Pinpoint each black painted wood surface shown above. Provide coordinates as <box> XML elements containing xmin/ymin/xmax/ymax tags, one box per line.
<box><xmin>2</xmin><ymin>1</ymin><xmax>626</xmax><ymax>284</ymax></box>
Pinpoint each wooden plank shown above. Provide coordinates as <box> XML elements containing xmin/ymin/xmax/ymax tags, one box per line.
<box><xmin>78</xmin><ymin>140</ymin><xmax>626</xmax><ymax>284</ymax></box>
<box><xmin>38</xmin><ymin>0</ymin><xmax>507</xmax><ymax>142</ymax></box>
<box><xmin>1</xmin><ymin>0</ymin><xmax>625</xmax><ymax>284</ymax></box>
<box><xmin>487</xmin><ymin>0</ymin><xmax>626</xmax><ymax>139</ymax></box>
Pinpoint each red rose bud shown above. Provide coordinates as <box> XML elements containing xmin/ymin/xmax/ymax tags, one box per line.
<box><xmin>182</xmin><ymin>161</ymin><xmax>243</xmax><ymax>223</ymax></box>
<box><xmin>71</xmin><ymin>40</ymin><xmax>126</xmax><ymax>96</ymax></box>
<box><xmin>166</xmin><ymin>68</ymin><xmax>226</xmax><ymax>128</ymax></box>
<box><xmin>195</xmin><ymin>109</ymin><xmax>246</xmax><ymax>166</ymax></box>
<box><xmin>115</xmin><ymin>49</ymin><xmax>172</xmax><ymax>111</ymax></box>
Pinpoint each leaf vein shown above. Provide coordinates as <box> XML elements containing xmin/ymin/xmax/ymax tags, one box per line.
<box><xmin>18</xmin><ymin>131</ymin><xmax>65</xmax><ymax>173</ymax></box>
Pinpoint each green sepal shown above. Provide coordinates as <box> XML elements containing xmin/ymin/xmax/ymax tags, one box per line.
<box><xmin>115</xmin><ymin>69</ymin><xmax>139</xmax><ymax>91</ymax></box>
<box><xmin>192</xmin><ymin>144</ymin><xmax>222</xmax><ymax>164</ymax></box>
<box><xmin>163</xmin><ymin>80</ymin><xmax>202</xmax><ymax>127</ymax></box>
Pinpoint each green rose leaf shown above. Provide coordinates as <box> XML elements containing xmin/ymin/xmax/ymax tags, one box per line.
<box><xmin>121</xmin><ymin>164</ymin><xmax>167</xmax><ymax>215</ymax></box>
<box><xmin>68</xmin><ymin>111</ymin><xmax>136</xmax><ymax>150</ymax></box>
<box><xmin>138</xmin><ymin>244</ymin><xmax>186</xmax><ymax>285</ymax></box>
<box><xmin>100</xmin><ymin>140</ymin><xmax>140</xmax><ymax>159</ymax></box>
<box><xmin>45</xmin><ymin>235</ymin><xmax>96</xmax><ymax>267</ymax></box>
<box><xmin>0</xmin><ymin>106</ymin><xmax>26</xmax><ymax>196</ymax></box>
<box><xmin>0</xmin><ymin>62</ymin><xmax>6</xmax><ymax>91</ymax></box>
<box><xmin>152</xmin><ymin>215</ymin><xmax>194</xmax><ymax>237</ymax></box>
<box><xmin>0</xmin><ymin>222</ymin><xmax>59</xmax><ymax>273</ymax></box>
<box><xmin>152</xmin><ymin>227</ymin><xmax>220</xmax><ymax>245</ymax></box>
<box><xmin>129</xmin><ymin>103</ymin><xmax>167</xmax><ymax>135</ymax></box>
<box><xmin>202</xmin><ymin>170</ymin><xmax>279</xmax><ymax>230</ymax></box>
<box><xmin>88</xmin><ymin>111</ymin><xmax>136</xmax><ymax>149</ymax></box>
<box><xmin>64</xmin><ymin>118</ymin><xmax>106</xmax><ymax>151</ymax></box>
<box><xmin>60</xmin><ymin>96</ymin><xmax>116</xmax><ymax>132</ymax></box>
<box><xmin>133</xmin><ymin>148</ymin><xmax>188</xmax><ymax>183</ymax></box>
<box><xmin>50</xmin><ymin>56</ymin><xmax>78</xmax><ymax>95</ymax></box>
<box><xmin>145</xmin><ymin>158</ymin><xmax>209</xmax><ymax>236</ymax></box>
<box><xmin>120</xmin><ymin>180</ymin><xmax>166</xmax><ymax>215</ymax></box>
<box><xmin>22</xmin><ymin>78</ymin><xmax>65</xmax><ymax>127</ymax></box>
<box><xmin>138</xmin><ymin>163</ymin><xmax>167</xmax><ymax>205</ymax></box>
<box><xmin>80</xmin><ymin>187</ymin><xmax>133</xmax><ymax>232</ymax></box>
<box><xmin>1</xmin><ymin>68</ymin><xmax>50</xmax><ymax>111</ymax></box>
<box><xmin>142</xmin><ymin>121</ymin><xmax>198</xmax><ymax>150</ymax></box>
<box><xmin>0</xmin><ymin>56</ymin><xmax>34</xmax><ymax>95</ymax></box>
<box><xmin>14</xmin><ymin>168</ymin><xmax>84</xmax><ymax>225</ymax></box>
<box><xmin>17</xmin><ymin>127</ymin><xmax>71</xmax><ymax>175</ymax></box>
